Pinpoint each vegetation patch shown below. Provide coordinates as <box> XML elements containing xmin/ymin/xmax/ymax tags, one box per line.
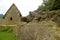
<box><xmin>0</xmin><ymin>26</ymin><xmax>19</xmax><ymax>40</ymax></box>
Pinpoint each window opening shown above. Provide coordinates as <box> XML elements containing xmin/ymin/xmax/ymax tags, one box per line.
<box><xmin>10</xmin><ymin>17</ymin><xmax>13</xmax><ymax>20</ymax></box>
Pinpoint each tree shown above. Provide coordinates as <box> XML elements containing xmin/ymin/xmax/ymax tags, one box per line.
<box><xmin>38</xmin><ymin>0</ymin><xmax>60</xmax><ymax>11</ymax></box>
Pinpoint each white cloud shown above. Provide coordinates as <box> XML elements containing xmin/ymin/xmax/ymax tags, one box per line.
<box><xmin>0</xmin><ymin>0</ymin><xmax>43</xmax><ymax>16</ymax></box>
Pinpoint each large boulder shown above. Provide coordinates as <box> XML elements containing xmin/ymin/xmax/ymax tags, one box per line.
<box><xmin>19</xmin><ymin>22</ymin><xmax>56</xmax><ymax>40</ymax></box>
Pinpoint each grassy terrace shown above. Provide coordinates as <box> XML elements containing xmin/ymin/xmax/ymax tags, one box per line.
<box><xmin>0</xmin><ymin>26</ymin><xmax>19</xmax><ymax>40</ymax></box>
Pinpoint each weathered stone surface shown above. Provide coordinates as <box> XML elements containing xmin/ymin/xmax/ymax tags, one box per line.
<box><xmin>20</xmin><ymin>22</ymin><xmax>56</xmax><ymax>40</ymax></box>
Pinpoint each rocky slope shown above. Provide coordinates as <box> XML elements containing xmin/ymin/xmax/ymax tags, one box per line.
<box><xmin>20</xmin><ymin>10</ymin><xmax>60</xmax><ymax>40</ymax></box>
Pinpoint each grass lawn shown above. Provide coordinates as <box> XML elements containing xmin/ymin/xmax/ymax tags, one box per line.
<box><xmin>0</xmin><ymin>27</ymin><xmax>19</xmax><ymax>40</ymax></box>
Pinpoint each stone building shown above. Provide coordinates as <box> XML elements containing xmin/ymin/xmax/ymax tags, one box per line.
<box><xmin>3</xmin><ymin>4</ymin><xmax>22</xmax><ymax>24</ymax></box>
<box><xmin>0</xmin><ymin>4</ymin><xmax>22</xmax><ymax>36</ymax></box>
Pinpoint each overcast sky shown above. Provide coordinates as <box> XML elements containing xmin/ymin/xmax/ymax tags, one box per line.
<box><xmin>0</xmin><ymin>0</ymin><xmax>43</xmax><ymax>16</ymax></box>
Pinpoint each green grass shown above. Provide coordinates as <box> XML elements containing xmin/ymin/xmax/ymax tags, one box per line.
<box><xmin>0</xmin><ymin>27</ymin><xmax>19</xmax><ymax>40</ymax></box>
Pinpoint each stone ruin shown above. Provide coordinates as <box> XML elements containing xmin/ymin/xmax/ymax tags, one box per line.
<box><xmin>0</xmin><ymin>3</ymin><xmax>60</xmax><ymax>40</ymax></box>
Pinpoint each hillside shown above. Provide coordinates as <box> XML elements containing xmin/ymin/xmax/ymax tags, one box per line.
<box><xmin>0</xmin><ymin>14</ymin><xmax>3</xmax><ymax>18</ymax></box>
